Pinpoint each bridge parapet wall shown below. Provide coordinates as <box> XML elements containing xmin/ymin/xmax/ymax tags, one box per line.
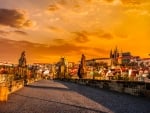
<box><xmin>0</xmin><ymin>77</ymin><xmax>42</xmax><ymax>102</ymax></box>
<box><xmin>8</xmin><ymin>79</ymin><xmax>24</xmax><ymax>94</ymax></box>
<box><xmin>0</xmin><ymin>79</ymin><xmax>24</xmax><ymax>101</ymax></box>
<box><xmin>59</xmin><ymin>78</ymin><xmax>150</xmax><ymax>98</ymax></box>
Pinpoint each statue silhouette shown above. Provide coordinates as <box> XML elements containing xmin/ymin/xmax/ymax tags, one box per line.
<box><xmin>18</xmin><ymin>51</ymin><xmax>27</xmax><ymax>67</ymax></box>
<box><xmin>78</xmin><ymin>54</ymin><xmax>86</xmax><ymax>79</ymax></box>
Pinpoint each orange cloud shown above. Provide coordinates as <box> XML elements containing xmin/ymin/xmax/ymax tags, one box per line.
<box><xmin>72</xmin><ymin>31</ymin><xmax>90</xmax><ymax>43</ymax></box>
<box><xmin>72</xmin><ymin>30</ymin><xmax>113</xmax><ymax>42</ymax></box>
<box><xmin>0</xmin><ymin>0</ymin><xmax>149</xmax><ymax>63</ymax></box>
<box><xmin>105</xmin><ymin>0</ymin><xmax>114</xmax><ymax>3</ymax></box>
<box><xmin>57</xmin><ymin>0</ymin><xmax>67</xmax><ymax>5</ymax></box>
<box><xmin>0</xmin><ymin>37</ymin><xmax>109</xmax><ymax>63</ymax></box>
<box><xmin>93</xmin><ymin>48</ymin><xmax>109</xmax><ymax>55</ymax></box>
<box><xmin>0</xmin><ymin>9</ymin><xmax>33</xmax><ymax>28</ymax></box>
<box><xmin>14</xmin><ymin>30</ymin><xmax>28</xmax><ymax>35</ymax></box>
<box><xmin>100</xmin><ymin>33</ymin><xmax>113</xmax><ymax>39</ymax></box>
<box><xmin>48</xmin><ymin>4</ymin><xmax>59</xmax><ymax>11</ymax></box>
<box><xmin>48</xmin><ymin>26</ymin><xmax>63</xmax><ymax>32</ymax></box>
<box><xmin>121</xmin><ymin>0</ymin><xmax>141</xmax><ymax>5</ymax></box>
<box><xmin>0</xmin><ymin>30</ymin><xmax>10</xmax><ymax>36</ymax></box>
<box><xmin>52</xmin><ymin>38</ymin><xmax>66</xmax><ymax>44</ymax></box>
<box><xmin>0</xmin><ymin>30</ymin><xmax>28</xmax><ymax>36</ymax></box>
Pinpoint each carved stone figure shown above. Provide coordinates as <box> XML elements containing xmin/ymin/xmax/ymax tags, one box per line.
<box><xmin>57</xmin><ymin>58</ymin><xmax>68</xmax><ymax>78</ymax></box>
<box><xmin>78</xmin><ymin>54</ymin><xmax>87</xmax><ymax>78</ymax></box>
<box><xmin>18</xmin><ymin>51</ymin><xmax>27</xmax><ymax>67</ymax></box>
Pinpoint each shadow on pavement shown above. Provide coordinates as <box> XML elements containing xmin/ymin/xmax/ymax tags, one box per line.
<box><xmin>26</xmin><ymin>85</ymin><xmax>71</xmax><ymax>92</ymax></box>
<box><xmin>55</xmin><ymin>80</ymin><xmax>150</xmax><ymax>113</ymax></box>
<box><xmin>13</xmin><ymin>92</ymin><xmax>106</xmax><ymax>113</ymax></box>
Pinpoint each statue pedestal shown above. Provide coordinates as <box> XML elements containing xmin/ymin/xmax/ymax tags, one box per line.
<box><xmin>0</xmin><ymin>85</ymin><xmax>8</xmax><ymax>102</ymax></box>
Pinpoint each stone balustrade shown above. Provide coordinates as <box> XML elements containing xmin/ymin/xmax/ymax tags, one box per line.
<box><xmin>0</xmin><ymin>82</ymin><xmax>8</xmax><ymax>101</ymax></box>
<box><xmin>0</xmin><ymin>76</ymin><xmax>42</xmax><ymax>102</ymax></box>
<box><xmin>26</xmin><ymin>78</ymin><xmax>36</xmax><ymax>85</ymax></box>
<box><xmin>59</xmin><ymin>78</ymin><xmax>150</xmax><ymax>98</ymax></box>
<box><xmin>0</xmin><ymin>79</ymin><xmax>24</xmax><ymax>101</ymax></box>
<box><xmin>8</xmin><ymin>79</ymin><xmax>24</xmax><ymax>94</ymax></box>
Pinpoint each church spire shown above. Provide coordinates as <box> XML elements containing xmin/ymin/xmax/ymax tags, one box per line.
<box><xmin>110</xmin><ymin>49</ymin><xmax>113</xmax><ymax>58</ymax></box>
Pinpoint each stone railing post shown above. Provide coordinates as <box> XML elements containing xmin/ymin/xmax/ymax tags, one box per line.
<box><xmin>0</xmin><ymin>82</ymin><xmax>8</xmax><ymax>102</ymax></box>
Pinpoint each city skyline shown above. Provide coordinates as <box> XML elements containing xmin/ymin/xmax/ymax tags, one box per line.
<box><xmin>0</xmin><ymin>0</ymin><xmax>150</xmax><ymax>63</ymax></box>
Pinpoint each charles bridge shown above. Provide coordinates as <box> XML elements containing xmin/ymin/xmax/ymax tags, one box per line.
<box><xmin>0</xmin><ymin>78</ymin><xmax>150</xmax><ymax>113</ymax></box>
<box><xmin>0</xmin><ymin>52</ymin><xmax>150</xmax><ymax>113</ymax></box>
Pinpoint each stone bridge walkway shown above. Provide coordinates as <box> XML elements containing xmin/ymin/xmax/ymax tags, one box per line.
<box><xmin>0</xmin><ymin>80</ymin><xmax>149</xmax><ymax>113</ymax></box>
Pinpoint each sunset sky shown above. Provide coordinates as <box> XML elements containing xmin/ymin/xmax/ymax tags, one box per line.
<box><xmin>0</xmin><ymin>0</ymin><xmax>150</xmax><ymax>64</ymax></box>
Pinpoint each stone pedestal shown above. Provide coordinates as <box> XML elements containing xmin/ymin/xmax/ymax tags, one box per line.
<box><xmin>0</xmin><ymin>85</ymin><xmax>8</xmax><ymax>102</ymax></box>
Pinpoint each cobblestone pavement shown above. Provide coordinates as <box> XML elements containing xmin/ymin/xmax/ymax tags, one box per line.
<box><xmin>0</xmin><ymin>80</ymin><xmax>150</xmax><ymax>113</ymax></box>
